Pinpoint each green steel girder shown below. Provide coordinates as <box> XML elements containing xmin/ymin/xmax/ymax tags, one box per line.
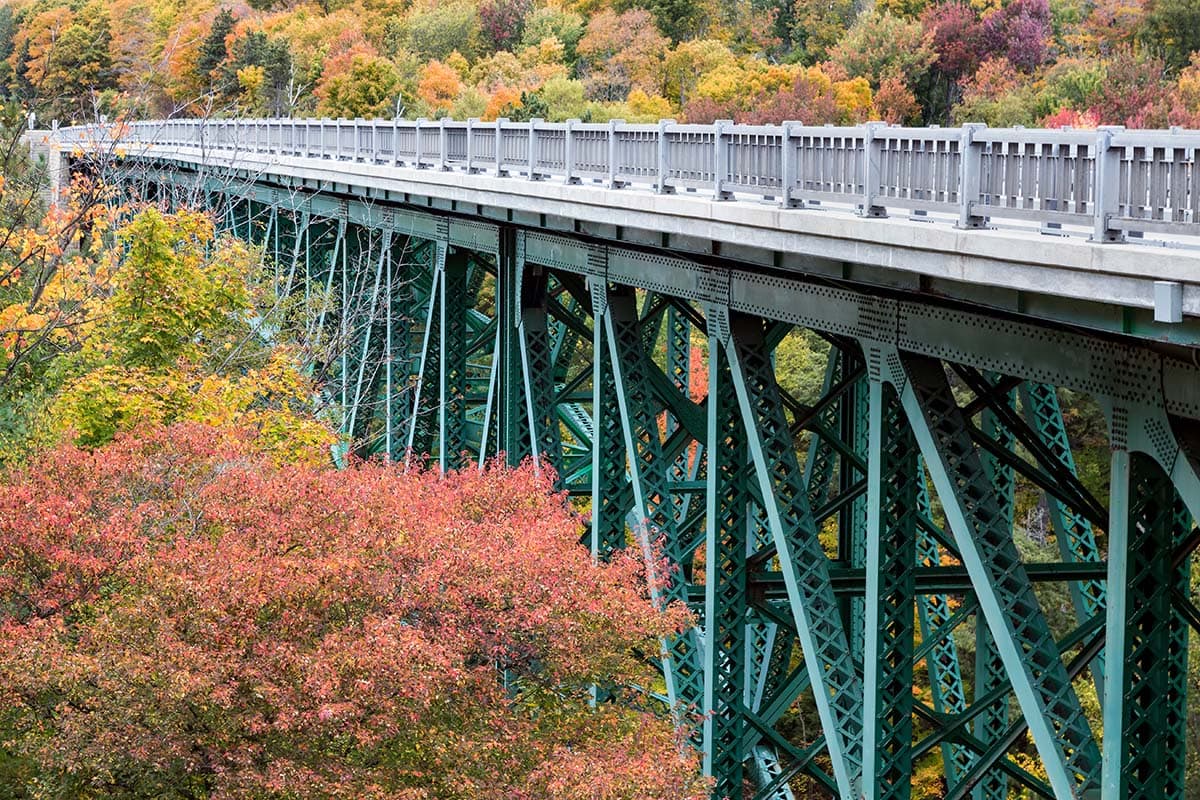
<box><xmin>1102</xmin><ymin>449</ymin><xmax>1191</xmax><ymax>800</ymax></box>
<box><xmin>587</xmin><ymin>281</ymin><xmax>634</xmax><ymax>557</ymax></box>
<box><xmin>702</xmin><ymin>307</ymin><xmax>751</xmax><ymax>798</ymax></box>
<box><xmin>863</xmin><ymin>376</ymin><xmax>918</xmax><ymax>800</ymax></box>
<box><xmin>914</xmin><ymin>460</ymin><xmax>975</xmax><ymax>790</ymax></box>
<box><xmin>973</xmin><ymin>373</ymin><xmax>1016</xmax><ymax>800</ymax></box>
<box><xmin>518</xmin><ymin>269</ymin><xmax>564</xmax><ymax>480</ymax></box>
<box><xmin>1020</xmin><ymin>382</ymin><xmax>1107</xmax><ymax>694</ymax></box>
<box><xmin>406</xmin><ymin>240</ymin><xmax>446</xmax><ymax>463</ymax></box>
<box><xmin>440</xmin><ymin>248</ymin><xmax>472</xmax><ymax>471</ymax></box>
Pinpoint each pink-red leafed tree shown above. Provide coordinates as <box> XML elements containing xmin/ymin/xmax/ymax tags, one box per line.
<box><xmin>0</xmin><ymin>424</ymin><xmax>708</xmax><ymax>800</ymax></box>
<box><xmin>981</xmin><ymin>0</ymin><xmax>1050</xmax><ymax>72</ymax></box>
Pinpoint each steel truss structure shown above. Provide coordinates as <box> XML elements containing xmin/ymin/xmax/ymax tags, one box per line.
<box><xmin>119</xmin><ymin>163</ymin><xmax>1200</xmax><ymax>800</ymax></box>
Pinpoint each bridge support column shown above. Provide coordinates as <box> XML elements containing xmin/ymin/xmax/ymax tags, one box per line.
<box><xmin>604</xmin><ymin>284</ymin><xmax>704</xmax><ymax>724</ymax></box>
<box><xmin>496</xmin><ymin>228</ymin><xmax>530</xmax><ymax>465</ymax></box>
<box><xmin>862</xmin><ymin>373</ymin><xmax>917</xmax><ymax>800</ymax></box>
<box><xmin>518</xmin><ymin>267</ymin><xmax>564</xmax><ymax>481</ymax></box>
<box><xmin>702</xmin><ymin>304</ymin><xmax>750</xmax><ymax>798</ymax></box>
<box><xmin>1101</xmin><ymin>447</ymin><xmax>1190</xmax><ymax>800</ymax></box>
<box><xmin>588</xmin><ymin>278</ymin><xmax>629</xmax><ymax>559</ymax></box>
<box><xmin>439</xmin><ymin>247</ymin><xmax>471</xmax><ymax>471</ymax></box>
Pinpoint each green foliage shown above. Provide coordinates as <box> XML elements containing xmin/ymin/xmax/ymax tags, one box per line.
<box><xmin>521</xmin><ymin>5</ymin><xmax>585</xmax><ymax>63</ymax></box>
<box><xmin>830</xmin><ymin>10</ymin><xmax>938</xmax><ymax>90</ymax></box>
<box><xmin>790</xmin><ymin>0</ymin><xmax>857</xmax><ymax>63</ymax></box>
<box><xmin>397</xmin><ymin>1</ymin><xmax>483</xmax><ymax>62</ymax></box>
<box><xmin>1141</xmin><ymin>0</ymin><xmax>1200</xmax><ymax>72</ymax></box>
<box><xmin>198</xmin><ymin>7</ymin><xmax>235</xmax><ymax>82</ymax></box>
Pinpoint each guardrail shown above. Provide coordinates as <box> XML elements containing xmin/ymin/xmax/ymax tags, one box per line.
<box><xmin>53</xmin><ymin>117</ymin><xmax>1200</xmax><ymax>243</ymax></box>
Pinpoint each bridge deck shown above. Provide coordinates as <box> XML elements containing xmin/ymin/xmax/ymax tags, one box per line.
<box><xmin>46</xmin><ymin>119</ymin><xmax>1200</xmax><ymax>339</ymax></box>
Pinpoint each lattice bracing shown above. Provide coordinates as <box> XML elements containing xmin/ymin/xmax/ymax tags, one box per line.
<box><xmin>900</xmin><ymin>354</ymin><xmax>1101</xmax><ymax>800</ymax></box>
<box><xmin>726</xmin><ymin>312</ymin><xmax>864</xmax><ymax>799</ymax></box>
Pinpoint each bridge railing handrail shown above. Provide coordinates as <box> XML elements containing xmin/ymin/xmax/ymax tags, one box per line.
<box><xmin>54</xmin><ymin>117</ymin><xmax>1200</xmax><ymax>243</ymax></box>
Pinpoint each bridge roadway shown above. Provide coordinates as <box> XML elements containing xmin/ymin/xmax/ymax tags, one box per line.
<box><xmin>47</xmin><ymin>119</ymin><xmax>1200</xmax><ymax>800</ymax></box>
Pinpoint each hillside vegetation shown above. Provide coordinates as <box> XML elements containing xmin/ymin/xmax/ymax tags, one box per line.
<box><xmin>1</xmin><ymin>0</ymin><xmax>1199</xmax><ymax>128</ymax></box>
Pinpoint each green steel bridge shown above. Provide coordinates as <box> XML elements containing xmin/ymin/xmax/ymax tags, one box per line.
<box><xmin>44</xmin><ymin>118</ymin><xmax>1200</xmax><ymax>800</ymax></box>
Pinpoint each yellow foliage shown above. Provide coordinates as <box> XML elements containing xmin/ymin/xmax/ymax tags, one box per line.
<box><xmin>519</xmin><ymin>37</ymin><xmax>566</xmax><ymax>69</ymax></box>
<box><xmin>625</xmin><ymin>89</ymin><xmax>672</xmax><ymax>120</ymax></box>
<box><xmin>695</xmin><ymin>59</ymin><xmax>798</xmax><ymax>105</ymax></box>
<box><xmin>445</xmin><ymin>50</ymin><xmax>470</xmax><ymax>78</ymax></box>
<box><xmin>834</xmin><ymin>77</ymin><xmax>874</xmax><ymax>123</ymax></box>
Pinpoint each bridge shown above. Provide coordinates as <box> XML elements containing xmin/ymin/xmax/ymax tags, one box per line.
<box><xmin>42</xmin><ymin>117</ymin><xmax>1200</xmax><ymax>800</ymax></box>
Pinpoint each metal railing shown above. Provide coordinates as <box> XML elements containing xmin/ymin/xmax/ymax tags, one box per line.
<box><xmin>55</xmin><ymin>117</ymin><xmax>1200</xmax><ymax>243</ymax></box>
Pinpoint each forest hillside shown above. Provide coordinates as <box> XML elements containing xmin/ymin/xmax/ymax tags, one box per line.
<box><xmin>1</xmin><ymin>0</ymin><xmax>1199</xmax><ymax>128</ymax></box>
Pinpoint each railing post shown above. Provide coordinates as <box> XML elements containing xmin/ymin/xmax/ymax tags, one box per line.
<box><xmin>466</xmin><ymin>117</ymin><xmax>478</xmax><ymax>173</ymax></box>
<box><xmin>780</xmin><ymin>120</ymin><xmax>801</xmax><ymax>208</ymax></box>
<box><xmin>392</xmin><ymin>116</ymin><xmax>400</xmax><ymax>166</ymax></box>
<box><xmin>1092</xmin><ymin>126</ymin><xmax>1125</xmax><ymax>243</ymax></box>
<box><xmin>335</xmin><ymin>119</ymin><xmax>343</xmax><ymax>160</ymax></box>
<box><xmin>415</xmin><ymin>118</ymin><xmax>427</xmax><ymax>168</ymax></box>
<box><xmin>859</xmin><ymin>120</ymin><xmax>886</xmax><ymax>217</ymax></box>
<box><xmin>957</xmin><ymin>123</ymin><xmax>987</xmax><ymax>229</ymax></box>
<box><xmin>495</xmin><ymin>117</ymin><xmax>508</xmax><ymax>177</ymax></box>
<box><xmin>657</xmin><ymin>118</ymin><xmax>675</xmax><ymax>194</ymax></box>
<box><xmin>564</xmin><ymin>118</ymin><xmax>580</xmax><ymax>184</ymax></box>
<box><xmin>607</xmin><ymin>118</ymin><xmax>625</xmax><ymax>189</ymax></box>
<box><xmin>713</xmin><ymin>119</ymin><xmax>733</xmax><ymax>200</ymax></box>
<box><xmin>439</xmin><ymin>117</ymin><xmax>449</xmax><ymax>170</ymax></box>
<box><xmin>528</xmin><ymin>118</ymin><xmax>543</xmax><ymax>180</ymax></box>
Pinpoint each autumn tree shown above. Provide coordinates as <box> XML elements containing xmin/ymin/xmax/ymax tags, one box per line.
<box><xmin>395</xmin><ymin>0</ymin><xmax>483</xmax><ymax>62</ymax></box>
<box><xmin>9</xmin><ymin>206</ymin><xmax>334</xmax><ymax>464</ymax></box>
<box><xmin>418</xmin><ymin>59</ymin><xmax>464</xmax><ymax>117</ymax></box>
<box><xmin>315</xmin><ymin>48</ymin><xmax>404</xmax><ymax>118</ymax></box>
<box><xmin>830</xmin><ymin>10</ymin><xmax>937</xmax><ymax>91</ymax></box>
<box><xmin>479</xmin><ymin>0</ymin><xmax>533</xmax><ymax>52</ymax></box>
<box><xmin>1141</xmin><ymin>0</ymin><xmax>1200</xmax><ymax>72</ymax></box>
<box><xmin>981</xmin><ymin>0</ymin><xmax>1051</xmax><ymax>72</ymax></box>
<box><xmin>577</xmin><ymin>9</ymin><xmax>667</xmax><ymax>101</ymax></box>
<box><xmin>521</xmin><ymin>5</ymin><xmax>585</xmax><ymax>64</ymax></box>
<box><xmin>790</xmin><ymin>0</ymin><xmax>857</xmax><ymax>63</ymax></box>
<box><xmin>197</xmin><ymin>7</ymin><xmax>235</xmax><ymax>87</ymax></box>
<box><xmin>0</xmin><ymin>424</ymin><xmax>709</xmax><ymax>799</ymax></box>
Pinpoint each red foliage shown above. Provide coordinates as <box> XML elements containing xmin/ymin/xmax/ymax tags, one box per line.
<box><xmin>1087</xmin><ymin>49</ymin><xmax>1170</xmax><ymax>127</ymax></box>
<box><xmin>981</xmin><ymin>0</ymin><xmax>1050</xmax><ymax>71</ymax></box>
<box><xmin>922</xmin><ymin>1</ymin><xmax>984</xmax><ymax>79</ymax></box>
<box><xmin>0</xmin><ymin>424</ymin><xmax>706</xmax><ymax>799</ymax></box>
<box><xmin>479</xmin><ymin>0</ymin><xmax>533</xmax><ymax>52</ymax></box>
<box><xmin>874</xmin><ymin>75</ymin><xmax>921</xmax><ymax>124</ymax></box>
<box><xmin>1039</xmin><ymin>107</ymin><xmax>1100</xmax><ymax>128</ymax></box>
